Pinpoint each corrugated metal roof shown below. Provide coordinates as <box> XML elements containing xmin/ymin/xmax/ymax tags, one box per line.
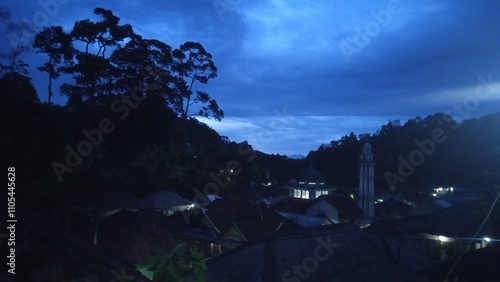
<box><xmin>17</xmin><ymin>206</ymin><xmax>150</xmax><ymax>281</ymax></box>
<box><xmin>202</xmin><ymin>199</ymin><xmax>300</xmax><ymax>241</ymax></box>
<box><xmin>207</xmin><ymin>225</ymin><xmax>421</xmax><ymax>281</ymax></box>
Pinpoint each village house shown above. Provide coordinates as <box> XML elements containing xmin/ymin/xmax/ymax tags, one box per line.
<box><xmin>286</xmin><ymin>165</ymin><xmax>336</xmax><ymax>200</ymax></box>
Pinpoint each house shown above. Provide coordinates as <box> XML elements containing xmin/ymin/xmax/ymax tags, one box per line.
<box><xmin>75</xmin><ymin>209</ymin><xmax>214</xmax><ymax>265</ymax></box>
<box><xmin>206</xmin><ymin>224</ymin><xmax>427</xmax><ymax>281</ymax></box>
<box><xmin>306</xmin><ymin>193</ymin><xmax>364</xmax><ymax>224</ymax></box>
<box><xmin>266</xmin><ymin>194</ymin><xmax>363</xmax><ymax>228</ymax></box>
<box><xmin>269</xmin><ymin>197</ymin><xmax>327</xmax><ymax>228</ymax></box>
<box><xmin>10</xmin><ymin>206</ymin><xmax>149</xmax><ymax>282</ymax></box>
<box><xmin>286</xmin><ymin>165</ymin><xmax>336</xmax><ymax>200</ymax></box>
<box><xmin>140</xmin><ymin>191</ymin><xmax>194</xmax><ymax>215</ymax></box>
<box><xmin>413</xmin><ymin>199</ymin><xmax>452</xmax><ymax>215</ymax></box>
<box><xmin>185</xmin><ymin>198</ymin><xmax>301</xmax><ymax>249</ymax></box>
<box><xmin>398</xmin><ymin>206</ymin><xmax>500</xmax><ymax>260</ymax></box>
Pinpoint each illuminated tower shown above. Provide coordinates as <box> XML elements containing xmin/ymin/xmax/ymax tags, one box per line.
<box><xmin>358</xmin><ymin>142</ymin><xmax>375</xmax><ymax>220</ymax></box>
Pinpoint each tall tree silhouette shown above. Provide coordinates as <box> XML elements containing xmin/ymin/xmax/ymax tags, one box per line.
<box><xmin>171</xmin><ymin>42</ymin><xmax>223</xmax><ymax>122</ymax></box>
<box><xmin>33</xmin><ymin>26</ymin><xmax>73</xmax><ymax>104</ymax></box>
<box><xmin>62</xmin><ymin>8</ymin><xmax>134</xmax><ymax>108</ymax></box>
<box><xmin>111</xmin><ymin>36</ymin><xmax>173</xmax><ymax>98</ymax></box>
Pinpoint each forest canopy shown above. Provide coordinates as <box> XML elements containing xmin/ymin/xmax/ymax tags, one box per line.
<box><xmin>1</xmin><ymin>7</ymin><xmax>499</xmax><ymax>220</ymax></box>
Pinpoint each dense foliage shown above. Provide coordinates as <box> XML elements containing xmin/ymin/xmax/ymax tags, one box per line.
<box><xmin>1</xmin><ymin>7</ymin><xmax>498</xmax><ymax>222</ymax></box>
<box><xmin>306</xmin><ymin>114</ymin><xmax>500</xmax><ymax>193</ymax></box>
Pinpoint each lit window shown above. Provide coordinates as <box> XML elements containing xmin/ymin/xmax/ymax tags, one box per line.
<box><xmin>302</xmin><ymin>190</ymin><xmax>309</xmax><ymax>199</ymax></box>
<box><xmin>294</xmin><ymin>189</ymin><xmax>300</xmax><ymax>198</ymax></box>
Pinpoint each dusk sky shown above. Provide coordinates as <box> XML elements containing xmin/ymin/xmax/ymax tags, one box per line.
<box><xmin>2</xmin><ymin>0</ymin><xmax>500</xmax><ymax>155</ymax></box>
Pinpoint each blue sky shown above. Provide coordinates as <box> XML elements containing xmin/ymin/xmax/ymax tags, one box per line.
<box><xmin>2</xmin><ymin>0</ymin><xmax>500</xmax><ymax>155</ymax></box>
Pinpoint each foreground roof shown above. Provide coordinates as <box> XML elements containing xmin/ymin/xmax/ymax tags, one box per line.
<box><xmin>207</xmin><ymin>225</ymin><xmax>421</xmax><ymax>281</ymax></box>
<box><xmin>16</xmin><ymin>206</ymin><xmax>150</xmax><ymax>281</ymax></box>
<box><xmin>420</xmin><ymin>244</ymin><xmax>500</xmax><ymax>281</ymax></box>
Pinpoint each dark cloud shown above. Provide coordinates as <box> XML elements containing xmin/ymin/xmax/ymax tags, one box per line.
<box><xmin>2</xmin><ymin>0</ymin><xmax>499</xmax><ymax>154</ymax></box>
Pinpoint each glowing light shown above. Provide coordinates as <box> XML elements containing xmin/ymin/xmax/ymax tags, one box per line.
<box><xmin>432</xmin><ymin>193</ymin><xmax>437</xmax><ymax>197</ymax></box>
<box><xmin>437</xmin><ymin>235</ymin><xmax>452</xmax><ymax>242</ymax></box>
<box><xmin>484</xmin><ymin>237</ymin><xmax>491</xmax><ymax>242</ymax></box>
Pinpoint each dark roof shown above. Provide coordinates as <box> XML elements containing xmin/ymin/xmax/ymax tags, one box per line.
<box><xmin>315</xmin><ymin>194</ymin><xmax>364</xmax><ymax>218</ymax></box>
<box><xmin>202</xmin><ymin>199</ymin><xmax>301</xmax><ymax>241</ymax></box>
<box><xmin>77</xmin><ymin>209</ymin><xmax>190</xmax><ymax>265</ymax></box>
<box><xmin>296</xmin><ymin>164</ymin><xmax>326</xmax><ymax>183</ymax></box>
<box><xmin>375</xmin><ymin>198</ymin><xmax>413</xmax><ymax>219</ymax></box>
<box><xmin>207</xmin><ymin>225</ymin><xmax>421</xmax><ymax>281</ymax></box>
<box><xmin>404</xmin><ymin>193</ymin><xmax>438</xmax><ymax>206</ymax></box>
<box><xmin>398</xmin><ymin>206</ymin><xmax>500</xmax><ymax>238</ymax></box>
<box><xmin>17</xmin><ymin>206</ymin><xmax>150</xmax><ymax>281</ymax></box>
<box><xmin>140</xmin><ymin>191</ymin><xmax>192</xmax><ymax>210</ymax></box>
<box><xmin>420</xmin><ymin>244</ymin><xmax>500</xmax><ymax>281</ymax></box>
<box><xmin>269</xmin><ymin>197</ymin><xmax>311</xmax><ymax>213</ymax></box>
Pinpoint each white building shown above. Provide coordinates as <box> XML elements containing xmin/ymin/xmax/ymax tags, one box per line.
<box><xmin>286</xmin><ymin>165</ymin><xmax>336</xmax><ymax>200</ymax></box>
